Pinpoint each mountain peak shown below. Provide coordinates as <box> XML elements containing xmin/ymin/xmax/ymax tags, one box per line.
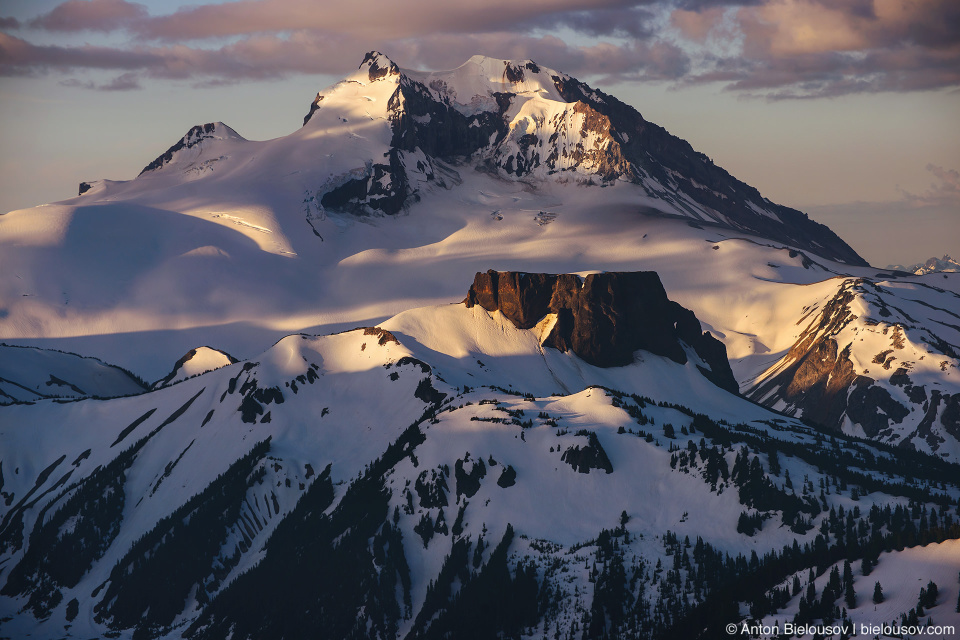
<box><xmin>152</xmin><ymin>346</ymin><xmax>238</xmax><ymax>389</ymax></box>
<box><xmin>400</xmin><ymin>54</ymin><xmax>566</xmax><ymax>113</ymax></box>
<box><xmin>302</xmin><ymin>53</ymin><xmax>864</xmax><ymax>264</ymax></box>
<box><xmin>360</xmin><ymin>50</ymin><xmax>400</xmax><ymax>82</ymax></box>
<box><xmin>138</xmin><ymin>122</ymin><xmax>244</xmax><ymax>176</ymax></box>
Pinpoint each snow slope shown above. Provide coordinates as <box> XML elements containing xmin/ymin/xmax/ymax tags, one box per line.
<box><xmin>759</xmin><ymin>540</ymin><xmax>960</xmax><ymax>639</ymax></box>
<box><xmin>0</xmin><ymin>344</ymin><xmax>145</xmax><ymax>403</ymax></box>
<box><xmin>1</xmin><ymin>300</ymin><xmax>958</xmax><ymax>639</ymax></box>
<box><xmin>1</xmin><ymin>53</ymin><xmax>865</xmax><ymax>377</ymax></box>
<box><xmin>2</xmin><ymin>51</ymin><xmax>958</xmax><ymax>448</ymax></box>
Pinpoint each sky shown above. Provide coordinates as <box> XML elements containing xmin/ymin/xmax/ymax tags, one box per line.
<box><xmin>0</xmin><ymin>0</ymin><xmax>957</xmax><ymax>266</ymax></box>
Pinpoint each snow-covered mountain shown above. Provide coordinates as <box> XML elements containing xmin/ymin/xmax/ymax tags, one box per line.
<box><xmin>2</xmin><ymin>52</ymin><xmax>959</xmax><ymax>639</ymax></box>
<box><xmin>2</xmin><ymin>279</ymin><xmax>959</xmax><ymax>639</ymax></box>
<box><xmin>746</xmin><ymin>277</ymin><xmax>960</xmax><ymax>458</ymax></box>
<box><xmin>152</xmin><ymin>347</ymin><xmax>238</xmax><ymax>389</ymax></box>
<box><xmin>886</xmin><ymin>255</ymin><xmax>960</xmax><ymax>275</ymax></box>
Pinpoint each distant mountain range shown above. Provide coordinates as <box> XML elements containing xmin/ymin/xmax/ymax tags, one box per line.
<box><xmin>886</xmin><ymin>255</ymin><xmax>959</xmax><ymax>275</ymax></box>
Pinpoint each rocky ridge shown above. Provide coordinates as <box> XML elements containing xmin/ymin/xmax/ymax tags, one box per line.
<box><xmin>464</xmin><ymin>269</ymin><xmax>738</xmax><ymax>392</ymax></box>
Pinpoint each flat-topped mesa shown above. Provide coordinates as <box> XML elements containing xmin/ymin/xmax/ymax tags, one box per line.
<box><xmin>464</xmin><ymin>270</ymin><xmax>738</xmax><ymax>393</ymax></box>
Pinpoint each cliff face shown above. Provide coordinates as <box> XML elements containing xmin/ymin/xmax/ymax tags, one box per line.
<box><xmin>464</xmin><ymin>270</ymin><xmax>738</xmax><ymax>393</ymax></box>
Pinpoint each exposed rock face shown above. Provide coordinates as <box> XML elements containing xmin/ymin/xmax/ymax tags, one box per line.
<box><xmin>362</xmin><ymin>51</ymin><xmax>400</xmax><ymax>81</ymax></box>
<box><xmin>749</xmin><ymin>281</ymin><xmax>880</xmax><ymax>432</ymax></box>
<box><xmin>319</xmin><ymin>148</ymin><xmax>411</xmax><ymax>216</ymax></box>
<box><xmin>464</xmin><ymin>269</ymin><xmax>738</xmax><ymax>392</ymax></box>
<box><xmin>362</xmin><ymin>326</ymin><xmax>400</xmax><ymax>346</ymax></box>
<box><xmin>302</xmin><ymin>93</ymin><xmax>323</xmax><ymax>126</ymax></box>
<box><xmin>389</xmin><ymin>74</ymin><xmax>512</xmax><ymax>160</ymax></box>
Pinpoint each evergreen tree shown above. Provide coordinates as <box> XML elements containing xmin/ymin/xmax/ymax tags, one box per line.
<box><xmin>873</xmin><ymin>582</ymin><xmax>884</xmax><ymax>604</ymax></box>
<box><xmin>921</xmin><ymin>581</ymin><xmax>937</xmax><ymax>609</ymax></box>
<box><xmin>843</xmin><ymin>560</ymin><xmax>856</xmax><ymax>609</ymax></box>
<box><xmin>769</xmin><ymin>448</ymin><xmax>781</xmax><ymax>476</ymax></box>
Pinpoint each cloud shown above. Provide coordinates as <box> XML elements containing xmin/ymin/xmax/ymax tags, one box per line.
<box><xmin>899</xmin><ymin>164</ymin><xmax>960</xmax><ymax>207</ymax></box>
<box><xmin>122</xmin><ymin>0</ymin><xmax>648</xmax><ymax>42</ymax></box>
<box><xmin>681</xmin><ymin>42</ymin><xmax>960</xmax><ymax>99</ymax></box>
<box><xmin>0</xmin><ymin>27</ymin><xmax>691</xmax><ymax>86</ymax></box>
<box><xmin>28</xmin><ymin>0</ymin><xmax>148</xmax><ymax>32</ymax></box>
<box><xmin>671</xmin><ymin>7</ymin><xmax>730</xmax><ymax>41</ymax></box>
<box><xmin>60</xmin><ymin>71</ymin><xmax>142</xmax><ymax>90</ymax></box>
<box><xmin>672</xmin><ymin>0</ymin><xmax>960</xmax><ymax>97</ymax></box>
<box><xmin>527</xmin><ymin>6</ymin><xmax>662</xmax><ymax>39</ymax></box>
<box><xmin>0</xmin><ymin>32</ymin><xmax>163</xmax><ymax>77</ymax></box>
<box><xmin>731</xmin><ymin>0</ymin><xmax>960</xmax><ymax>58</ymax></box>
<box><xmin>3</xmin><ymin>0</ymin><xmax>959</xmax><ymax>98</ymax></box>
<box><xmin>399</xmin><ymin>33</ymin><xmax>690</xmax><ymax>81</ymax></box>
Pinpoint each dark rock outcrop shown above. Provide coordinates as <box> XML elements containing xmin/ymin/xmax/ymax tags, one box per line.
<box><xmin>748</xmin><ymin>281</ymin><xmax>862</xmax><ymax>431</ymax></box>
<box><xmin>464</xmin><ymin>269</ymin><xmax>738</xmax><ymax>392</ymax></box>
<box><xmin>943</xmin><ymin>394</ymin><xmax>960</xmax><ymax>440</ymax></box>
<box><xmin>362</xmin><ymin>51</ymin><xmax>400</xmax><ymax>82</ymax></box>
<box><xmin>302</xmin><ymin>93</ymin><xmax>323</xmax><ymax>126</ymax></box>
<box><xmin>496</xmin><ymin>465</ymin><xmax>517</xmax><ymax>488</ymax></box>
<box><xmin>846</xmin><ymin>375</ymin><xmax>909</xmax><ymax>437</ymax></box>
<box><xmin>319</xmin><ymin>148</ymin><xmax>410</xmax><ymax>216</ymax></box>
<box><xmin>362</xmin><ymin>326</ymin><xmax>400</xmax><ymax>346</ymax></box>
<box><xmin>389</xmin><ymin>75</ymin><xmax>512</xmax><ymax>160</ymax></box>
<box><xmin>454</xmin><ymin>454</ymin><xmax>486</xmax><ymax>500</ymax></box>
